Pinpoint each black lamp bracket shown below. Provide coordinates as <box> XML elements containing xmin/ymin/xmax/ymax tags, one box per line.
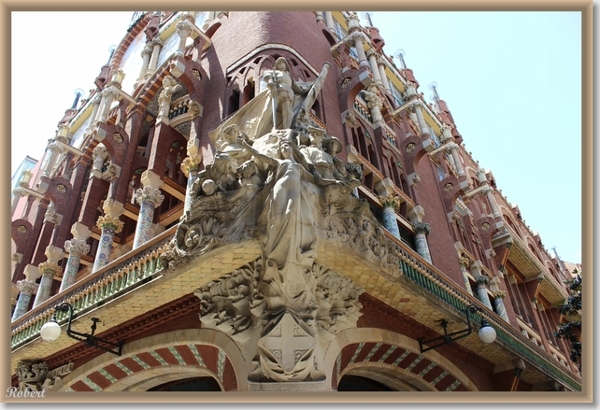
<box><xmin>54</xmin><ymin>303</ymin><xmax>122</xmax><ymax>356</ymax></box>
<box><xmin>418</xmin><ymin>304</ymin><xmax>482</xmax><ymax>353</ymax></box>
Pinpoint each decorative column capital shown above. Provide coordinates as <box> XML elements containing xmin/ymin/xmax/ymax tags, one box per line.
<box><xmin>96</xmin><ymin>214</ymin><xmax>124</xmax><ymax>233</ymax></box>
<box><xmin>176</xmin><ymin>19</ymin><xmax>194</xmax><ymax>37</ymax></box>
<box><xmin>379</xmin><ymin>194</ymin><xmax>401</xmax><ymax>210</ymax></box>
<box><xmin>12</xmin><ymin>188</ymin><xmax>26</xmax><ymax>197</ymax></box>
<box><xmin>93</xmin><ymin>143</ymin><xmax>109</xmax><ymax>161</ymax></box>
<box><xmin>150</xmin><ymin>38</ymin><xmax>164</xmax><ymax>48</ymax></box>
<box><xmin>141</xmin><ymin>45</ymin><xmax>153</xmax><ymax>57</ymax></box>
<box><xmin>458</xmin><ymin>256</ymin><xmax>471</xmax><ymax>268</ymax></box>
<box><xmin>101</xmin><ymin>86</ymin><xmax>120</xmax><ymax>99</ymax></box>
<box><xmin>16</xmin><ymin>279</ymin><xmax>38</xmax><ymax>294</ymax></box>
<box><xmin>492</xmin><ymin>290</ymin><xmax>506</xmax><ymax>299</ymax></box>
<box><xmin>135</xmin><ymin>186</ymin><xmax>165</xmax><ymax>208</ymax></box>
<box><xmin>476</xmin><ymin>274</ymin><xmax>490</xmax><ymax>285</ymax></box>
<box><xmin>64</xmin><ymin>238</ymin><xmax>91</xmax><ymax>257</ymax></box>
<box><xmin>38</xmin><ymin>261</ymin><xmax>62</xmax><ymax>278</ymax></box>
<box><xmin>47</xmin><ymin>141</ymin><xmax>63</xmax><ymax>154</ymax></box>
<box><xmin>412</xmin><ymin>221</ymin><xmax>431</xmax><ymax>235</ymax></box>
<box><xmin>180</xmin><ymin>155</ymin><xmax>203</xmax><ymax>177</ymax></box>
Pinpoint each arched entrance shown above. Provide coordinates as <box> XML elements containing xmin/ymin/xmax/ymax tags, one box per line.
<box><xmin>148</xmin><ymin>376</ymin><xmax>221</xmax><ymax>391</ymax></box>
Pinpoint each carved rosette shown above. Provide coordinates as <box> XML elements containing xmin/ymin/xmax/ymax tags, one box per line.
<box><xmin>135</xmin><ymin>186</ymin><xmax>165</xmax><ymax>208</ymax></box>
<box><xmin>96</xmin><ymin>215</ymin><xmax>124</xmax><ymax>234</ymax></box>
<box><xmin>412</xmin><ymin>221</ymin><xmax>431</xmax><ymax>236</ymax></box>
<box><xmin>64</xmin><ymin>238</ymin><xmax>90</xmax><ymax>258</ymax></box>
<box><xmin>38</xmin><ymin>261</ymin><xmax>62</xmax><ymax>279</ymax></box>
<box><xmin>180</xmin><ymin>155</ymin><xmax>203</xmax><ymax>177</ymax></box>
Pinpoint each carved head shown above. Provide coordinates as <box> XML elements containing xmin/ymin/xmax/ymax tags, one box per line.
<box><xmin>275</xmin><ymin>57</ymin><xmax>290</xmax><ymax>72</ymax></box>
<box><xmin>322</xmin><ymin>137</ymin><xmax>342</xmax><ymax>155</ymax></box>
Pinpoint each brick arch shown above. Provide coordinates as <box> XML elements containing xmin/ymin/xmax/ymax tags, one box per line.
<box><xmin>323</xmin><ymin>327</ymin><xmax>478</xmax><ymax>392</ymax></box>
<box><xmin>60</xmin><ymin>329</ymin><xmax>248</xmax><ymax>392</ymax></box>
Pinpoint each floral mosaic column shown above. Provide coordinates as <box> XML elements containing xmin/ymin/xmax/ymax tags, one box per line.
<box><xmin>93</xmin><ymin>215</ymin><xmax>124</xmax><ymax>272</ymax></box>
<box><xmin>133</xmin><ymin>171</ymin><xmax>164</xmax><ymax>249</ymax></box>
<box><xmin>59</xmin><ymin>239</ymin><xmax>90</xmax><ymax>292</ymax></box>
<box><xmin>379</xmin><ymin>194</ymin><xmax>401</xmax><ymax>239</ymax></box>
<box><xmin>474</xmin><ymin>274</ymin><xmax>493</xmax><ymax>311</ymax></box>
<box><xmin>33</xmin><ymin>261</ymin><xmax>62</xmax><ymax>308</ymax></box>
<box><xmin>181</xmin><ymin>154</ymin><xmax>202</xmax><ymax>213</ymax></box>
<box><xmin>12</xmin><ymin>280</ymin><xmax>38</xmax><ymax>321</ymax></box>
<box><xmin>492</xmin><ymin>290</ymin><xmax>510</xmax><ymax>322</ymax></box>
<box><xmin>412</xmin><ymin>221</ymin><xmax>432</xmax><ymax>264</ymax></box>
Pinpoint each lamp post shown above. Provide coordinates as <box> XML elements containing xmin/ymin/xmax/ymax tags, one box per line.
<box><xmin>40</xmin><ymin>302</ymin><xmax>122</xmax><ymax>356</ymax></box>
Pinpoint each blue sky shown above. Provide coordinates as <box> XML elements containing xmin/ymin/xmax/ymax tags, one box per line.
<box><xmin>11</xmin><ymin>11</ymin><xmax>583</xmax><ymax>263</ymax></box>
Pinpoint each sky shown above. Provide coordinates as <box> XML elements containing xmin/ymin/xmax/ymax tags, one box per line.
<box><xmin>10</xmin><ymin>11</ymin><xmax>583</xmax><ymax>264</ymax></box>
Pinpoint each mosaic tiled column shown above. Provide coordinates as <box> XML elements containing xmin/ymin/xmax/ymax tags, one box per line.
<box><xmin>473</xmin><ymin>274</ymin><xmax>493</xmax><ymax>311</ymax></box>
<box><xmin>133</xmin><ymin>171</ymin><xmax>164</xmax><ymax>249</ymax></box>
<box><xmin>181</xmin><ymin>154</ymin><xmax>202</xmax><ymax>213</ymax></box>
<box><xmin>60</xmin><ymin>239</ymin><xmax>90</xmax><ymax>292</ymax></box>
<box><xmin>33</xmin><ymin>261</ymin><xmax>62</xmax><ymax>308</ymax></box>
<box><xmin>412</xmin><ymin>222</ymin><xmax>432</xmax><ymax>264</ymax></box>
<box><xmin>12</xmin><ymin>279</ymin><xmax>38</xmax><ymax>321</ymax></box>
<box><xmin>379</xmin><ymin>194</ymin><xmax>401</xmax><ymax>239</ymax></box>
<box><xmin>492</xmin><ymin>290</ymin><xmax>510</xmax><ymax>322</ymax></box>
<box><xmin>458</xmin><ymin>256</ymin><xmax>474</xmax><ymax>296</ymax></box>
<box><xmin>93</xmin><ymin>215</ymin><xmax>124</xmax><ymax>272</ymax></box>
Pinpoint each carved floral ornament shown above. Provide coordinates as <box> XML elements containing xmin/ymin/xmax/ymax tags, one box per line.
<box><xmin>96</xmin><ymin>214</ymin><xmax>124</xmax><ymax>233</ymax></box>
<box><xmin>17</xmin><ymin>225</ymin><xmax>27</xmax><ymax>234</ymax></box>
<box><xmin>38</xmin><ymin>261</ymin><xmax>62</xmax><ymax>277</ymax></box>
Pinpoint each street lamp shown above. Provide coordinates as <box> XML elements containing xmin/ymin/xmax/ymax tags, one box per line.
<box><xmin>40</xmin><ymin>302</ymin><xmax>122</xmax><ymax>356</ymax></box>
<box><xmin>418</xmin><ymin>304</ymin><xmax>497</xmax><ymax>353</ymax></box>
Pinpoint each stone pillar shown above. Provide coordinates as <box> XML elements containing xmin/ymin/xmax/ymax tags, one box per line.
<box><xmin>324</xmin><ymin>12</ymin><xmax>335</xmax><ymax>31</ymax></box>
<box><xmin>42</xmin><ymin>141</ymin><xmax>63</xmax><ymax>177</ymax></box>
<box><xmin>133</xmin><ymin>170</ymin><xmax>164</xmax><ymax>249</ymax></box>
<box><xmin>59</xmin><ymin>223</ymin><xmax>92</xmax><ymax>292</ymax></box>
<box><xmin>447</xmin><ymin>142</ymin><xmax>465</xmax><ymax>177</ymax></box>
<box><xmin>408</xmin><ymin>205</ymin><xmax>432</xmax><ymax>263</ymax></box>
<box><xmin>97</xmin><ymin>86</ymin><xmax>120</xmax><ymax>124</ymax></box>
<box><xmin>91</xmin><ymin>143</ymin><xmax>109</xmax><ymax>178</ymax></box>
<box><xmin>92</xmin><ymin>200</ymin><xmax>124</xmax><ymax>272</ymax></box>
<box><xmin>483</xmin><ymin>187</ymin><xmax>501</xmax><ymax>218</ymax></box>
<box><xmin>12</xmin><ymin>277</ymin><xmax>38</xmax><ymax>321</ymax></box>
<box><xmin>11</xmin><ymin>188</ymin><xmax>25</xmax><ymax>216</ymax></box>
<box><xmin>379</xmin><ymin>194</ymin><xmax>401</xmax><ymax>239</ymax></box>
<box><xmin>458</xmin><ymin>256</ymin><xmax>474</xmax><ymax>296</ymax></box>
<box><xmin>351</xmin><ymin>33</ymin><xmax>368</xmax><ymax>67</ymax></box>
<box><xmin>413</xmin><ymin>104</ymin><xmax>431</xmax><ymax>138</ymax></box>
<box><xmin>176</xmin><ymin>20</ymin><xmax>194</xmax><ymax>56</ymax></box>
<box><xmin>364</xmin><ymin>84</ymin><xmax>383</xmax><ymax>127</ymax></box>
<box><xmin>181</xmin><ymin>154</ymin><xmax>202</xmax><ymax>213</ymax></box>
<box><xmin>377</xmin><ymin>56</ymin><xmax>391</xmax><ymax>92</ymax></box>
<box><xmin>136</xmin><ymin>44</ymin><xmax>153</xmax><ymax>83</ymax></box>
<box><xmin>367</xmin><ymin>50</ymin><xmax>382</xmax><ymax>85</ymax></box>
<box><xmin>147</xmin><ymin>38</ymin><xmax>164</xmax><ymax>74</ymax></box>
